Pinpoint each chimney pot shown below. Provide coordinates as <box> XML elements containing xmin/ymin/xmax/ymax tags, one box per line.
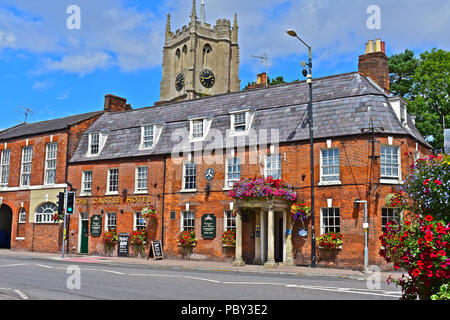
<box><xmin>368</xmin><ymin>40</ymin><xmax>374</xmax><ymax>53</ymax></box>
<box><xmin>375</xmin><ymin>39</ymin><xmax>381</xmax><ymax>52</ymax></box>
<box><xmin>261</xmin><ymin>72</ymin><xmax>267</xmax><ymax>86</ymax></box>
<box><xmin>256</xmin><ymin>73</ymin><xmax>262</xmax><ymax>85</ymax></box>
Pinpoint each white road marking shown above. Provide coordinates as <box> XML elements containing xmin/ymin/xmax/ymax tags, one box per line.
<box><xmin>129</xmin><ymin>274</ymin><xmax>183</xmax><ymax>278</ymax></box>
<box><xmin>35</xmin><ymin>264</ymin><xmax>54</xmax><ymax>269</ymax></box>
<box><xmin>224</xmin><ymin>281</ymin><xmax>400</xmax><ymax>298</ymax></box>
<box><xmin>14</xmin><ymin>289</ymin><xmax>29</xmax><ymax>300</ymax></box>
<box><xmin>184</xmin><ymin>276</ymin><xmax>221</xmax><ymax>283</ymax></box>
<box><xmin>0</xmin><ymin>263</ymin><xmax>28</xmax><ymax>268</ymax></box>
<box><xmin>100</xmin><ymin>269</ymin><xmax>126</xmax><ymax>275</ymax></box>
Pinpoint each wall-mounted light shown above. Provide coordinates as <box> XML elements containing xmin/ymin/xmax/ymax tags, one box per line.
<box><xmin>120</xmin><ymin>209</ymin><xmax>124</xmax><ymax>215</ymax></box>
<box><xmin>101</xmin><ymin>209</ymin><xmax>104</xmax><ymax>214</ymax></box>
<box><xmin>354</xmin><ymin>199</ymin><xmax>360</xmax><ymax>209</ymax></box>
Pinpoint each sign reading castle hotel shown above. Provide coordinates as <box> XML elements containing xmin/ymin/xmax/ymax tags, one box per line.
<box><xmin>76</xmin><ymin>196</ymin><xmax>154</xmax><ymax>206</ymax></box>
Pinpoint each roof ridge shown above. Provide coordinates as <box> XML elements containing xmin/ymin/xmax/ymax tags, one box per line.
<box><xmin>131</xmin><ymin>71</ymin><xmax>362</xmax><ymax>113</ymax></box>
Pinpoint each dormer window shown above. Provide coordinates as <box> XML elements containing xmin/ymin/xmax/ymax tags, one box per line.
<box><xmin>189</xmin><ymin>117</ymin><xmax>212</xmax><ymax>141</ymax></box>
<box><xmin>90</xmin><ymin>133</ymin><xmax>100</xmax><ymax>154</ymax></box>
<box><xmin>87</xmin><ymin>132</ymin><xmax>108</xmax><ymax>157</ymax></box>
<box><xmin>192</xmin><ymin>120</ymin><xmax>204</xmax><ymax>139</ymax></box>
<box><xmin>234</xmin><ymin>112</ymin><xmax>247</xmax><ymax>132</ymax></box>
<box><xmin>139</xmin><ymin>123</ymin><xmax>163</xmax><ymax>150</ymax></box>
<box><xmin>142</xmin><ymin>125</ymin><xmax>154</xmax><ymax>148</ymax></box>
<box><xmin>229</xmin><ymin>108</ymin><xmax>255</xmax><ymax>135</ymax></box>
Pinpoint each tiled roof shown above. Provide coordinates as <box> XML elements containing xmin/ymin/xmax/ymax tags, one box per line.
<box><xmin>0</xmin><ymin>111</ymin><xmax>104</xmax><ymax>141</ymax></box>
<box><xmin>70</xmin><ymin>72</ymin><xmax>431</xmax><ymax>163</ymax></box>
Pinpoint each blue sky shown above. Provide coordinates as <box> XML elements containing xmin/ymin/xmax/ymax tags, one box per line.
<box><xmin>0</xmin><ymin>0</ymin><xmax>448</xmax><ymax>129</ymax></box>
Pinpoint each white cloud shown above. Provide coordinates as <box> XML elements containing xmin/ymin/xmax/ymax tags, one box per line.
<box><xmin>0</xmin><ymin>0</ymin><xmax>166</xmax><ymax>74</ymax></box>
<box><xmin>44</xmin><ymin>52</ymin><xmax>112</xmax><ymax>75</ymax></box>
<box><xmin>0</xmin><ymin>0</ymin><xmax>448</xmax><ymax>76</ymax></box>
<box><xmin>32</xmin><ymin>80</ymin><xmax>53</xmax><ymax>90</ymax></box>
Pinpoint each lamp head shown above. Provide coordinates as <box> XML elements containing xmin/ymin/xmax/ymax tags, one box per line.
<box><xmin>287</xmin><ymin>29</ymin><xmax>297</xmax><ymax>37</ymax></box>
<box><xmin>302</xmin><ymin>68</ymin><xmax>308</xmax><ymax>77</ymax></box>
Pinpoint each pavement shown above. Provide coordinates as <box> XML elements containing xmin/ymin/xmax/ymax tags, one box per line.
<box><xmin>0</xmin><ymin>249</ymin><xmax>405</xmax><ymax>282</ymax></box>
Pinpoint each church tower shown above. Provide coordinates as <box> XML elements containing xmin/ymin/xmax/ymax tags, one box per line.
<box><xmin>160</xmin><ymin>0</ymin><xmax>241</xmax><ymax>103</ymax></box>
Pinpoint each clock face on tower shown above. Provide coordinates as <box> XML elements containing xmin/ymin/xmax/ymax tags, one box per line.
<box><xmin>175</xmin><ymin>73</ymin><xmax>185</xmax><ymax>92</ymax></box>
<box><xmin>199</xmin><ymin>69</ymin><xmax>215</xmax><ymax>89</ymax></box>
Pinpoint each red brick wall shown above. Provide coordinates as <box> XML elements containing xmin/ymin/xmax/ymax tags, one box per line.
<box><xmin>67</xmin><ymin>157</ymin><xmax>165</xmax><ymax>256</ymax></box>
<box><xmin>0</xmin><ymin>116</ymin><xmax>102</xmax><ymax>252</ymax></box>
<box><xmin>0</xmin><ymin>132</ymin><xmax>68</xmax><ymax>188</ymax></box>
<box><xmin>66</xmin><ymin>133</ymin><xmax>430</xmax><ymax>269</ymax></box>
<box><xmin>161</xmin><ymin>134</ymin><xmax>430</xmax><ymax>268</ymax></box>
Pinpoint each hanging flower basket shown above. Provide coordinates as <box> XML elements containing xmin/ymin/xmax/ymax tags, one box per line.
<box><xmin>221</xmin><ymin>229</ymin><xmax>236</xmax><ymax>247</ymax></box>
<box><xmin>129</xmin><ymin>230</ymin><xmax>147</xmax><ymax>258</ymax></box>
<box><xmin>291</xmin><ymin>201</ymin><xmax>311</xmax><ymax>222</ymax></box>
<box><xmin>53</xmin><ymin>213</ymin><xmax>65</xmax><ymax>224</ymax></box>
<box><xmin>385</xmin><ymin>190</ymin><xmax>407</xmax><ymax>208</ymax></box>
<box><xmin>317</xmin><ymin>232</ymin><xmax>343</xmax><ymax>250</ymax></box>
<box><xmin>141</xmin><ymin>205</ymin><xmax>158</xmax><ymax>224</ymax></box>
<box><xmin>228</xmin><ymin>177</ymin><xmax>298</xmax><ymax>203</ymax></box>
<box><xmin>176</xmin><ymin>230</ymin><xmax>197</xmax><ymax>247</ymax></box>
<box><xmin>102</xmin><ymin>229</ymin><xmax>118</xmax><ymax>256</ymax></box>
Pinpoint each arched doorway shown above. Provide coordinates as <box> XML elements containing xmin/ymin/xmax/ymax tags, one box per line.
<box><xmin>0</xmin><ymin>204</ymin><xmax>13</xmax><ymax>249</ymax></box>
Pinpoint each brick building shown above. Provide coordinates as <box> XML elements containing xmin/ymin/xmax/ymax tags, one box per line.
<box><xmin>0</xmin><ymin>95</ymin><xmax>130</xmax><ymax>252</ymax></box>
<box><xmin>65</xmin><ymin>39</ymin><xmax>431</xmax><ymax>269</ymax></box>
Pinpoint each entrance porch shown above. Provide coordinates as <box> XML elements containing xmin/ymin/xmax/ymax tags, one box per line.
<box><xmin>232</xmin><ymin>199</ymin><xmax>294</xmax><ymax>268</ymax></box>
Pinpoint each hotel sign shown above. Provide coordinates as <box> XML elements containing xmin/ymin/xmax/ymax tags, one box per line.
<box><xmin>90</xmin><ymin>215</ymin><xmax>102</xmax><ymax>237</ymax></box>
<box><xmin>76</xmin><ymin>196</ymin><xmax>155</xmax><ymax>206</ymax></box>
<box><xmin>201</xmin><ymin>214</ymin><xmax>216</xmax><ymax>239</ymax></box>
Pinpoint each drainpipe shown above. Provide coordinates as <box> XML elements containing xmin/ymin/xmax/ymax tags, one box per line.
<box><xmin>161</xmin><ymin>154</ymin><xmax>168</xmax><ymax>248</ymax></box>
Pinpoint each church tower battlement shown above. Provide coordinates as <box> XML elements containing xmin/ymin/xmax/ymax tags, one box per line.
<box><xmin>160</xmin><ymin>0</ymin><xmax>240</xmax><ymax>103</ymax></box>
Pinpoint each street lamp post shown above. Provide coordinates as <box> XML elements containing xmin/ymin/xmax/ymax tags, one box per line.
<box><xmin>287</xmin><ymin>29</ymin><xmax>316</xmax><ymax>268</ymax></box>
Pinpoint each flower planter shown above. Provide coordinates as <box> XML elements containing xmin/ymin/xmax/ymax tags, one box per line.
<box><xmin>179</xmin><ymin>245</ymin><xmax>195</xmax><ymax>259</ymax></box>
<box><xmin>318</xmin><ymin>247</ymin><xmax>342</xmax><ymax>267</ymax></box>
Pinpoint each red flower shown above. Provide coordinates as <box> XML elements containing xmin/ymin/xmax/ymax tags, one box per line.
<box><xmin>423</xmin><ymin>179</ymin><xmax>430</xmax><ymax>186</ymax></box>
<box><xmin>405</xmin><ymin>221</ymin><xmax>411</xmax><ymax>226</ymax></box>
<box><xmin>418</xmin><ymin>238</ymin><xmax>424</xmax><ymax>245</ymax></box>
<box><xmin>417</xmin><ymin>260</ymin><xmax>424</xmax><ymax>270</ymax></box>
<box><xmin>413</xmin><ymin>269</ymin><xmax>420</xmax><ymax>277</ymax></box>
<box><xmin>434</xmin><ymin>179</ymin><xmax>442</xmax><ymax>186</ymax></box>
<box><xmin>425</xmin><ymin>215</ymin><xmax>433</xmax><ymax>222</ymax></box>
<box><xmin>439</xmin><ymin>250</ymin><xmax>446</xmax><ymax>257</ymax></box>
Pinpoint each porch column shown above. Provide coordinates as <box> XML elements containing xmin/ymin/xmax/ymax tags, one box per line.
<box><xmin>253</xmin><ymin>208</ymin><xmax>262</xmax><ymax>265</ymax></box>
<box><xmin>260</xmin><ymin>210</ymin><xmax>266</xmax><ymax>263</ymax></box>
<box><xmin>284</xmin><ymin>210</ymin><xmax>295</xmax><ymax>265</ymax></box>
<box><xmin>264</xmin><ymin>204</ymin><xmax>277</xmax><ymax>268</ymax></box>
<box><xmin>232</xmin><ymin>209</ymin><xmax>245</xmax><ymax>267</ymax></box>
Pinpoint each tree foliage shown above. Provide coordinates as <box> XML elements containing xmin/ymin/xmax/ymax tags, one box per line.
<box><xmin>389</xmin><ymin>49</ymin><xmax>450</xmax><ymax>151</ymax></box>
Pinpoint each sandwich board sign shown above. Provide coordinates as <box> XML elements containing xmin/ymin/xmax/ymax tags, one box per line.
<box><xmin>148</xmin><ymin>240</ymin><xmax>164</xmax><ymax>260</ymax></box>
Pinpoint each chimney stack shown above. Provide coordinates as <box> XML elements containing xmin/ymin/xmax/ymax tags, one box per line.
<box><xmin>104</xmin><ymin>94</ymin><xmax>132</xmax><ymax>112</ymax></box>
<box><xmin>358</xmin><ymin>39</ymin><xmax>390</xmax><ymax>93</ymax></box>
